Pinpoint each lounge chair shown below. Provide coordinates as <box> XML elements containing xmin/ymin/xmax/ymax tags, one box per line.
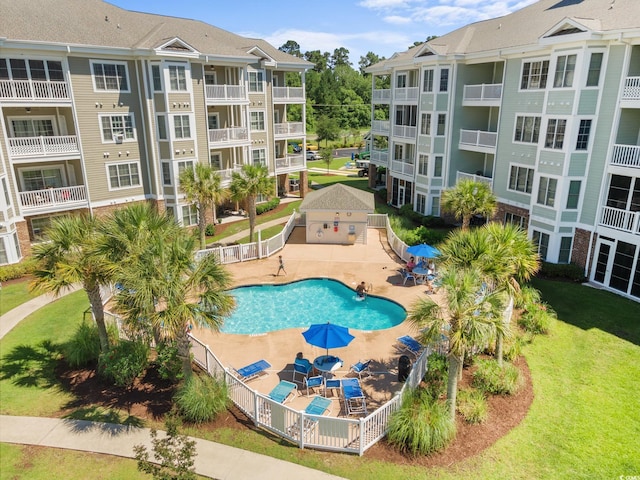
<box><xmin>342</xmin><ymin>378</ymin><xmax>367</xmax><ymax>416</ymax></box>
<box><xmin>232</xmin><ymin>359</ymin><xmax>271</xmax><ymax>382</ymax></box>
<box><xmin>303</xmin><ymin>375</ymin><xmax>324</xmax><ymax>397</ymax></box>
<box><xmin>268</xmin><ymin>380</ymin><xmax>298</xmax><ymax>404</ymax></box>
<box><xmin>396</xmin><ymin>335</ymin><xmax>424</xmax><ymax>357</ymax></box>
<box><xmin>287</xmin><ymin>396</ymin><xmax>332</xmax><ymax>439</ymax></box>
<box><xmin>292</xmin><ymin>358</ymin><xmax>313</xmax><ymax>384</ymax></box>
<box><xmin>349</xmin><ymin>360</ymin><xmax>372</xmax><ymax>379</ymax></box>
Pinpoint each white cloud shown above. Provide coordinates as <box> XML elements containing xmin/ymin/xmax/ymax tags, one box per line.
<box><xmin>384</xmin><ymin>15</ymin><xmax>413</xmax><ymax>24</ymax></box>
<box><xmin>358</xmin><ymin>0</ymin><xmax>410</xmax><ymax>9</ymax></box>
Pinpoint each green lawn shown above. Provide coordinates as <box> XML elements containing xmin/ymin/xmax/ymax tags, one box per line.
<box><xmin>0</xmin><ymin>279</ymin><xmax>39</xmax><ymax>316</ymax></box>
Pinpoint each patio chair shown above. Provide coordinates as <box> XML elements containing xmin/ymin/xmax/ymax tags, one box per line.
<box><xmin>268</xmin><ymin>380</ymin><xmax>298</xmax><ymax>404</ymax></box>
<box><xmin>232</xmin><ymin>359</ymin><xmax>271</xmax><ymax>382</ymax></box>
<box><xmin>396</xmin><ymin>335</ymin><xmax>424</xmax><ymax>358</ymax></box>
<box><xmin>303</xmin><ymin>375</ymin><xmax>324</xmax><ymax>397</ymax></box>
<box><xmin>349</xmin><ymin>360</ymin><xmax>372</xmax><ymax>379</ymax></box>
<box><xmin>324</xmin><ymin>378</ymin><xmax>342</xmax><ymax>398</ymax></box>
<box><xmin>287</xmin><ymin>396</ymin><xmax>332</xmax><ymax>439</ymax></box>
<box><xmin>401</xmin><ymin>269</ymin><xmax>417</xmax><ymax>286</ymax></box>
<box><xmin>292</xmin><ymin>358</ymin><xmax>313</xmax><ymax>384</ymax></box>
<box><xmin>342</xmin><ymin>378</ymin><xmax>367</xmax><ymax>416</ymax></box>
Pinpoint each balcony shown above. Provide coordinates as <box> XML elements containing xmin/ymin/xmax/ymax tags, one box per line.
<box><xmin>456</xmin><ymin>171</ymin><xmax>493</xmax><ymax>189</ymax></box>
<box><xmin>372</xmin><ymin>89</ymin><xmax>391</xmax><ymax>103</ymax></box>
<box><xmin>205</xmin><ymin>85</ymin><xmax>247</xmax><ymax>103</ymax></box>
<box><xmin>459</xmin><ymin>129</ymin><xmax>497</xmax><ymax>153</ymax></box>
<box><xmin>600</xmin><ymin>206</ymin><xmax>640</xmax><ymax>235</ymax></box>
<box><xmin>8</xmin><ymin>135</ymin><xmax>79</xmax><ymax>158</ymax></box>
<box><xmin>19</xmin><ymin>185</ymin><xmax>88</xmax><ymax>214</ymax></box>
<box><xmin>272</xmin><ymin>87</ymin><xmax>305</xmax><ymax>102</ymax></box>
<box><xmin>273</xmin><ymin>122</ymin><xmax>304</xmax><ymax>137</ymax></box>
<box><xmin>371</xmin><ymin>149</ymin><xmax>388</xmax><ymax>167</ymax></box>
<box><xmin>217</xmin><ymin>166</ymin><xmax>243</xmax><ymax>185</ymax></box>
<box><xmin>0</xmin><ymin>79</ymin><xmax>70</xmax><ymax>102</ymax></box>
<box><xmin>391</xmin><ymin>159</ymin><xmax>414</xmax><ymax>177</ymax></box>
<box><xmin>622</xmin><ymin>76</ymin><xmax>640</xmax><ymax>102</ymax></box>
<box><xmin>393</xmin><ymin>125</ymin><xmax>417</xmax><ymax>139</ymax></box>
<box><xmin>275</xmin><ymin>154</ymin><xmax>305</xmax><ymax>172</ymax></box>
<box><xmin>462</xmin><ymin>83</ymin><xmax>503</xmax><ymax>106</ymax></box>
<box><xmin>394</xmin><ymin>87</ymin><xmax>419</xmax><ymax>102</ymax></box>
<box><xmin>208</xmin><ymin>127</ymin><xmax>249</xmax><ymax>146</ymax></box>
<box><xmin>372</xmin><ymin>120</ymin><xmax>390</xmax><ymax>135</ymax></box>
<box><xmin>611</xmin><ymin>144</ymin><xmax>640</xmax><ymax>169</ymax></box>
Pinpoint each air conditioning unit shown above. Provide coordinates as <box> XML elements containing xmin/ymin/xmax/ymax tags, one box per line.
<box><xmin>114</xmin><ymin>134</ymin><xmax>124</xmax><ymax>144</ymax></box>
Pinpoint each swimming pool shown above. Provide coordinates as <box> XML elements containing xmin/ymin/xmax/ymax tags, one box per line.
<box><xmin>221</xmin><ymin>278</ymin><xmax>406</xmax><ymax>335</ymax></box>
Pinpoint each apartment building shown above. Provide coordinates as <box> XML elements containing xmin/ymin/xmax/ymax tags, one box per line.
<box><xmin>366</xmin><ymin>0</ymin><xmax>640</xmax><ymax>301</ymax></box>
<box><xmin>0</xmin><ymin>0</ymin><xmax>310</xmax><ymax>265</ymax></box>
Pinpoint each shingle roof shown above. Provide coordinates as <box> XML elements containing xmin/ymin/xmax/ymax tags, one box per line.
<box><xmin>0</xmin><ymin>0</ymin><xmax>310</xmax><ymax>67</ymax></box>
<box><xmin>299</xmin><ymin>184</ymin><xmax>375</xmax><ymax>212</ymax></box>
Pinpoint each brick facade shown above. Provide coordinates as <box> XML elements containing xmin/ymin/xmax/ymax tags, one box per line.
<box><xmin>572</xmin><ymin>227</ymin><xmax>595</xmax><ymax>272</ymax></box>
<box><xmin>496</xmin><ymin>202</ymin><xmax>530</xmax><ymax>229</ymax></box>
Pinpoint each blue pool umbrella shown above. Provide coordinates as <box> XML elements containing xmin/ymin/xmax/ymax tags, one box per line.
<box><xmin>406</xmin><ymin>243</ymin><xmax>441</xmax><ymax>259</ymax></box>
<box><xmin>302</xmin><ymin>322</ymin><xmax>355</xmax><ymax>355</ymax></box>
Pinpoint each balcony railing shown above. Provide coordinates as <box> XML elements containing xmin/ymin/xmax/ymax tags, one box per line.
<box><xmin>208</xmin><ymin>127</ymin><xmax>248</xmax><ymax>144</ymax></box>
<box><xmin>393</xmin><ymin>125</ymin><xmax>417</xmax><ymax>139</ymax></box>
<box><xmin>456</xmin><ymin>171</ymin><xmax>493</xmax><ymax>188</ymax></box>
<box><xmin>275</xmin><ymin>154</ymin><xmax>304</xmax><ymax>170</ymax></box>
<box><xmin>9</xmin><ymin>135</ymin><xmax>79</xmax><ymax>157</ymax></box>
<box><xmin>611</xmin><ymin>144</ymin><xmax>640</xmax><ymax>168</ymax></box>
<box><xmin>273</xmin><ymin>122</ymin><xmax>304</xmax><ymax>136</ymax></box>
<box><xmin>600</xmin><ymin>206</ymin><xmax>640</xmax><ymax>235</ymax></box>
<box><xmin>372</xmin><ymin>89</ymin><xmax>391</xmax><ymax>102</ymax></box>
<box><xmin>205</xmin><ymin>85</ymin><xmax>246</xmax><ymax>102</ymax></box>
<box><xmin>0</xmin><ymin>79</ymin><xmax>70</xmax><ymax>101</ymax></box>
<box><xmin>622</xmin><ymin>76</ymin><xmax>640</xmax><ymax>101</ymax></box>
<box><xmin>463</xmin><ymin>83</ymin><xmax>503</xmax><ymax>103</ymax></box>
<box><xmin>217</xmin><ymin>167</ymin><xmax>243</xmax><ymax>184</ymax></box>
<box><xmin>272</xmin><ymin>87</ymin><xmax>304</xmax><ymax>101</ymax></box>
<box><xmin>372</xmin><ymin>120</ymin><xmax>390</xmax><ymax>134</ymax></box>
<box><xmin>395</xmin><ymin>87</ymin><xmax>419</xmax><ymax>101</ymax></box>
<box><xmin>371</xmin><ymin>149</ymin><xmax>389</xmax><ymax>166</ymax></box>
<box><xmin>391</xmin><ymin>159</ymin><xmax>414</xmax><ymax>176</ymax></box>
<box><xmin>459</xmin><ymin>129</ymin><xmax>497</xmax><ymax>149</ymax></box>
<box><xmin>19</xmin><ymin>185</ymin><xmax>87</xmax><ymax>211</ymax></box>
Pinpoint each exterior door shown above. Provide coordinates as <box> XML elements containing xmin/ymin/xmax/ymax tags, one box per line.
<box><xmin>593</xmin><ymin>238</ymin><xmax>614</xmax><ymax>285</ymax></box>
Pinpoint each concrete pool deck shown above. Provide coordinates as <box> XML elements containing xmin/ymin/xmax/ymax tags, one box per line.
<box><xmin>192</xmin><ymin>226</ymin><xmax>440</xmax><ymax>414</ymax></box>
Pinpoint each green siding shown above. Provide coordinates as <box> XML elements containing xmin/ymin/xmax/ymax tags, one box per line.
<box><xmin>577</xmin><ymin>90</ymin><xmax>598</xmax><ymax>115</ymax></box>
<box><xmin>420</xmin><ymin>94</ymin><xmax>435</xmax><ymax>110</ymax></box>
<box><xmin>538</xmin><ymin>151</ymin><xmax>565</xmax><ymax>175</ymax></box>
<box><xmin>531</xmin><ymin>205</ymin><xmax>557</xmax><ymax>221</ymax></box>
<box><xmin>529</xmin><ymin>219</ymin><xmax>554</xmax><ymax>232</ymax></box>
<box><xmin>560</xmin><ymin>212</ymin><xmax>578</xmax><ymax>223</ymax></box>
<box><xmin>568</xmin><ymin>152</ymin><xmax>588</xmax><ymax>176</ymax></box>
<box><xmin>436</xmin><ymin>94</ymin><xmax>449</xmax><ymax>111</ymax></box>
<box><xmin>546</xmin><ymin>91</ymin><xmax>577</xmax><ymax>115</ymax></box>
<box><xmin>559</xmin><ymin>226</ymin><xmax>574</xmax><ymax>233</ymax></box>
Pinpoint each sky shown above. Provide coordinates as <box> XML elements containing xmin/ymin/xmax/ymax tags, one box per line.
<box><xmin>108</xmin><ymin>0</ymin><xmax>537</xmax><ymax>65</ymax></box>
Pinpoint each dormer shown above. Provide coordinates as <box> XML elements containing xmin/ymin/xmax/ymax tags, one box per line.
<box><xmin>540</xmin><ymin>17</ymin><xmax>602</xmax><ymax>45</ymax></box>
<box><xmin>154</xmin><ymin>37</ymin><xmax>200</xmax><ymax>58</ymax></box>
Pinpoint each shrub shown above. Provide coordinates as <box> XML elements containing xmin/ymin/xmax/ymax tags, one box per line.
<box><xmin>503</xmin><ymin>332</ymin><xmax>531</xmax><ymax>361</ymax></box>
<box><xmin>256</xmin><ymin>198</ymin><xmax>280</xmax><ymax>215</ymax></box>
<box><xmin>98</xmin><ymin>340</ymin><xmax>149</xmax><ymax>388</ymax></box>
<box><xmin>540</xmin><ymin>262</ymin><xmax>586</xmax><ymax>282</ymax></box>
<box><xmin>156</xmin><ymin>341</ymin><xmax>183</xmax><ymax>382</ymax></box>
<box><xmin>387</xmin><ymin>388</ymin><xmax>456</xmax><ymax>455</ymax></box>
<box><xmin>518</xmin><ymin>302</ymin><xmax>555</xmax><ymax>335</ymax></box>
<box><xmin>175</xmin><ymin>374</ymin><xmax>229</xmax><ymax>423</ymax></box>
<box><xmin>472</xmin><ymin>359</ymin><xmax>522</xmax><ymax>395</ymax></box>
<box><xmin>205</xmin><ymin>224</ymin><xmax>216</xmax><ymax>236</ymax></box>
<box><xmin>0</xmin><ymin>257</ymin><xmax>38</xmax><ymax>282</ymax></box>
<box><xmin>64</xmin><ymin>322</ymin><xmax>101</xmax><ymax>368</ymax></box>
<box><xmin>516</xmin><ymin>285</ymin><xmax>542</xmax><ymax>310</ymax></box>
<box><xmin>423</xmin><ymin>352</ymin><xmax>448</xmax><ymax>399</ymax></box>
<box><xmin>457</xmin><ymin>389</ymin><xmax>488</xmax><ymax>424</ymax></box>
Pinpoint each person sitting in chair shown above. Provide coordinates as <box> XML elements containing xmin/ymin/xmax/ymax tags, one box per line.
<box><xmin>406</xmin><ymin>256</ymin><xmax>416</xmax><ymax>272</ymax></box>
<box><xmin>355</xmin><ymin>281</ymin><xmax>368</xmax><ymax>298</ymax></box>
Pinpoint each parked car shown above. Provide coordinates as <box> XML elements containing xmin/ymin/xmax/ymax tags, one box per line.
<box><xmin>306</xmin><ymin>150</ymin><xmax>321</xmax><ymax>160</ymax></box>
<box><xmin>356</xmin><ymin>159</ymin><xmax>370</xmax><ymax>177</ymax></box>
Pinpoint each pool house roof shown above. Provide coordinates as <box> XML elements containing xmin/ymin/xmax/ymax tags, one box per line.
<box><xmin>299</xmin><ymin>184</ymin><xmax>375</xmax><ymax>213</ymax></box>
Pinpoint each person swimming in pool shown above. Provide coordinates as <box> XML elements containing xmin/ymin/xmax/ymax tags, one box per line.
<box><xmin>355</xmin><ymin>281</ymin><xmax>368</xmax><ymax>298</ymax></box>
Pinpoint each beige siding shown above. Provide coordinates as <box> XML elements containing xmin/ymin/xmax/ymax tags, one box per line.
<box><xmin>191</xmin><ymin>62</ymin><xmax>210</xmax><ymax>166</ymax></box>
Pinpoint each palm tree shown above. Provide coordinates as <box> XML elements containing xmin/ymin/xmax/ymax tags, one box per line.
<box><xmin>441</xmin><ymin>179</ymin><xmax>497</xmax><ymax>230</ymax></box>
<box><xmin>229</xmin><ymin>164</ymin><xmax>274</xmax><ymax>243</ymax></box>
<box><xmin>408</xmin><ymin>267</ymin><xmax>503</xmax><ymax>420</ymax></box>
<box><xmin>179</xmin><ymin>164</ymin><xmax>227</xmax><ymax>250</ymax></box>
<box><xmin>31</xmin><ymin>215</ymin><xmax>113</xmax><ymax>352</ymax></box>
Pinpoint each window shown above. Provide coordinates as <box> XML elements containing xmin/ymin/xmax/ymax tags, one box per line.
<box><xmin>210</xmin><ymin>152</ymin><xmax>221</xmax><ymax>169</ymax></box>
<box><xmin>173</xmin><ymin>115</ymin><xmax>191</xmax><ymax>139</ymax></box>
<box><xmin>0</xmin><ymin>59</ymin><xmax>63</xmax><ymax>81</ymax></box>
<box><xmin>431</xmin><ymin>196</ymin><xmax>440</xmax><ymax>216</ymax></box>
<box><xmin>436</xmin><ymin>114</ymin><xmax>446</xmax><ymax>136</ymax></box>
<box><xmin>248</xmin><ymin>71</ymin><xmax>264</xmax><ymax>92</ymax></box>
<box><xmin>433</xmin><ymin>156</ymin><xmax>443</xmax><ymax>178</ymax></box>
<box><xmin>514</xmin><ymin>116</ymin><xmax>541</xmax><ymax>143</ymax></box>
<box><xmin>156</xmin><ymin>115</ymin><xmax>167</xmax><ymax>140</ymax></box>
<box><xmin>553</xmin><ymin>54</ymin><xmax>576</xmax><ymax>88</ymax></box>
<box><xmin>168</xmin><ymin>65</ymin><xmax>187</xmax><ymax>91</ymax></box>
<box><xmin>439</xmin><ymin>68</ymin><xmax>449</xmax><ymax>92</ymax></box>
<box><xmin>31</xmin><ymin>216</ymin><xmax>53</xmax><ymax>242</ymax></box>
<box><xmin>162</xmin><ymin>162</ymin><xmax>171</xmax><ymax>186</ymax></box>
<box><xmin>521</xmin><ymin>60</ymin><xmax>549</xmax><ymax>90</ymax></box>
<box><xmin>505</xmin><ymin>212</ymin><xmax>526</xmax><ymax>228</ymax></box>
<box><xmin>101</xmin><ymin>115</ymin><xmax>134</xmax><ymax>142</ymax></box>
<box><xmin>575</xmin><ymin>119</ymin><xmax>592</xmax><ymax>150</ymax></box>
<box><xmin>418</xmin><ymin>154</ymin><xmax>429</xmax><ymax>176</ymax></box>
<box><xmin>423</xmin><ymin>69</ymin><xmax>433</xmax><ymax>92</ymax></box>
<box><xmin>181</xmin><ymin>204</ymin><xmax>198</xmax><ymax>226</ymax></box>
<box><xmin>532</xmin><ymin>230</ymin><xmax>550</xmax><ymax>261</ymax></box>
<box><xmin>251</xmin><ymin>148</ymin><xmax>266</xmax><ymax>166</ymax></box>
<box><xmin>2</xmin><ymin>178</ymin><xmax>11</xmax><ymax>207</ymax></box>
<box><xmin>558</xmin><ymin>236</ymin><xmax>573</xmax><ymax>264</ymax></box>
<box><xmin>508</xmin><ymin>165</ymin><xmax>534</xmax><ymax>194</ymax></box>
<box><xmin>151</xmin><ymin>65</ymin><xmax>162</xmax><ymax>91</ymax></box>
<box><xmin>21</xmin><ymin>168</ymin><xmax>63</xmax><ymax>190</ymax></box>
<box><xmin>250</xmin><ymin>111</ymin><xmax>265</xmax><ymax>131</ymax></box>
<box><xmin>108</xmin><ymin>162</ymin><xmax>141</xmax><ymax>189</ymax></box>
<box><xmin>92</xmin><ymin>61</ymin><xmax>128</xmax><ymax>91</ymax></box>
<box><xmin>537</xmin><ymin>176</ymin><xmax>557</xmax><ymax>207</ymax></box>
<box><xmin>396</xmin><ymin>73</ymin><xmax>407</xmax><ymax>88</ymax></box>
<box><xmin>420</xmin><ymin>113</ymin><xmax>431</xmax><ymax>135</ymax></box>
<box><xmin>544</xmin><ymin>119</ymin><xmax>566</xmax><ymax>149</ymax></box>
<box><xmin>416</xmin><ymin>194</ymin><xmax>426</xmax><ymax>215</ymax></box>
<box><xmin>565</xmin><ymin>180</ymin><xmax>581</xmax><ymax>209</ymax></box>
<box><xmin>207</xmin><ymin>114</ymin><xmax>219</xmax><ymax>130</ymax></box>
<box><xmin>586</xmin><ymin>52</ymin><xmax>603</xmax><ymax>87</ymax></box>
<box><xmin>177</xmin><ymin>161</ymin><xmax>194</xmax><ymax>177</ymax></box>
<box><xmin>395</xmin><ymin>105</ymin><xmax>417</xmax><ymax>126</ymax></box>
<box><xmin>0</xmin><ymin>238</ymin><xmax>7</xmax><ymax>265</ymax></box>
<box><xmin>11</xmin><ymin>118</ymin><xmax>55</xmax><ymax>137</ymax></box>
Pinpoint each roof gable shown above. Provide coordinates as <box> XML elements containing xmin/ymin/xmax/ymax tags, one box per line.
<box><xmin>155</xmin><ymin>37</ymin><xmax>200</xmax><ymax>57</ymax></box>
<box><xmin>300</xmin><ymin>184</ymin><xmax>375</xmax><ymax>212</ymax></box>
<box><xmin>246</xmin><ymin>46</ymin><xmax>276</xmax><ymax>66</ymax></box>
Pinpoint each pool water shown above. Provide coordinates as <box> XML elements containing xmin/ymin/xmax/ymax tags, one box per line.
<box><xmin>221</xmin><ymin>278</ymin><xmax>406</xmax><ymax>335</ymax></box>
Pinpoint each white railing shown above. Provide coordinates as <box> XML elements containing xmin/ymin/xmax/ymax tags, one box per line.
<box><xmin>371</xmin><ymin>149</ymin><xmax>389</xmax><ymax>165</ymax></box>
<box><xmin>456</xmin><ymin>171</ymin><xmax>493</xmax><ymax>188</ymax></box>
<box><xmin>208</xmin><ymin>127</ymin><xmax>249</xmax><ymax>144</ymax></box>
<box><xmin>600</xmin><ymin>206</ymin><xmax>640</xmax><ymax>235</ymax></box>
<box><xmin>272</xmin><ymin>86</ymin><xmax>304</xmax><ymax>101</ymax></box>
<box><xmin>19</xmin><ymin>185</ymin><xmax>87</xmax><ymax>210</ymax></box>
<box><xmin>372</xmin><ymin>120</ymin><xmax>390</xmax><ymax>134</ymax></box>
<box><xmin>392</xmin><ymin>125</ymin><xmax>417</xmax><ymax>139</ymax></box>
<box><xmin>391</xmin><ymin>159</ymin><xmax>414</xmax><ymax>176</ymax></box>
<box><xmin>0</xmin><ymin>79</ymin><xmax>70</xmax><ymax>100</ymax></box>
<box><xmin>394</xmin><ymin>87</ymin><xmax>419</xmax><ymax>101</ymax></box>
<box><xmin>205</xmin><ymin>84</ymin><xmax>246</xmax><ymax>101</ymax></box>
<box><xmin>216</xmin><ymin>167</ymin><xmax>243</xmax><ymax>184</ymax></box>
<box><xmin>275</xmin><ymin>154</ymin><xmax>304</xmax><ymax>170</ymax></box>
<box><xmin>622</xmin><ymin>76</ymin><xmax>640</xmax><ymax>101</ymax></box>
<box><xmin>463</xmin><ymin>83</ymin><xmax>503</xmax><ymax>102</ymax></box>
<box><xmin>372</xmin><ymin>89</ymin><xmax>391</xmax><ymax>102</ymax></box>
<box><xmin>273</xmin><ymin>122</ymin><xmax>304</xmax><ymax>136</ymax></box>
<box><xmin>459</xmin><ymin>129</ymin><xmax>497</xmax><ymax>149</ymax></box>
<box><xmin>611</xmin><ymin>144</ymin><xmax>640</xmax><ymax>168</ymax></box>
<box><xmin>9</xmin><ymin>135</ymin><xmax>79</xmax><ymax>157</ymax></box>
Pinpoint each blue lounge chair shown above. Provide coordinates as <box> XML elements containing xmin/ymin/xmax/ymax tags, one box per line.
<box><xmin>268</xmin><ymin>380</ymin><xmax>298</xmax><ymax>404</ymax></box>
<box><xmin>287</xmin><ymin>396</ymin><xmax>332</xmax><ymax>439</ymax></box>
<box><xmin>342</xmin><ymin>378</ymin><xmax>367</xmax><ymax>416</ymax></box>
<box><xmin>349</xmin><ymin>360</ymin><xmax>372</xmax><ymax>379</ymax></box>
<box><xmin>396</xmin><ymin>335</ymin><xmax>424</xmax><ymax>357</ymax></box>
<box><xmin>303</xmin><ymin>375</ymin><xmax>324</xmax><ymax>397</ymax></box>
<box><xmin>292</xmin><ymin>358</ymin><xmax>313</xmax><ymax>384</ymax></box>
<box><xmin>233</xmin><ymin>359</ymin><xmax>271</xmax><ymax>382</ymax></box>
